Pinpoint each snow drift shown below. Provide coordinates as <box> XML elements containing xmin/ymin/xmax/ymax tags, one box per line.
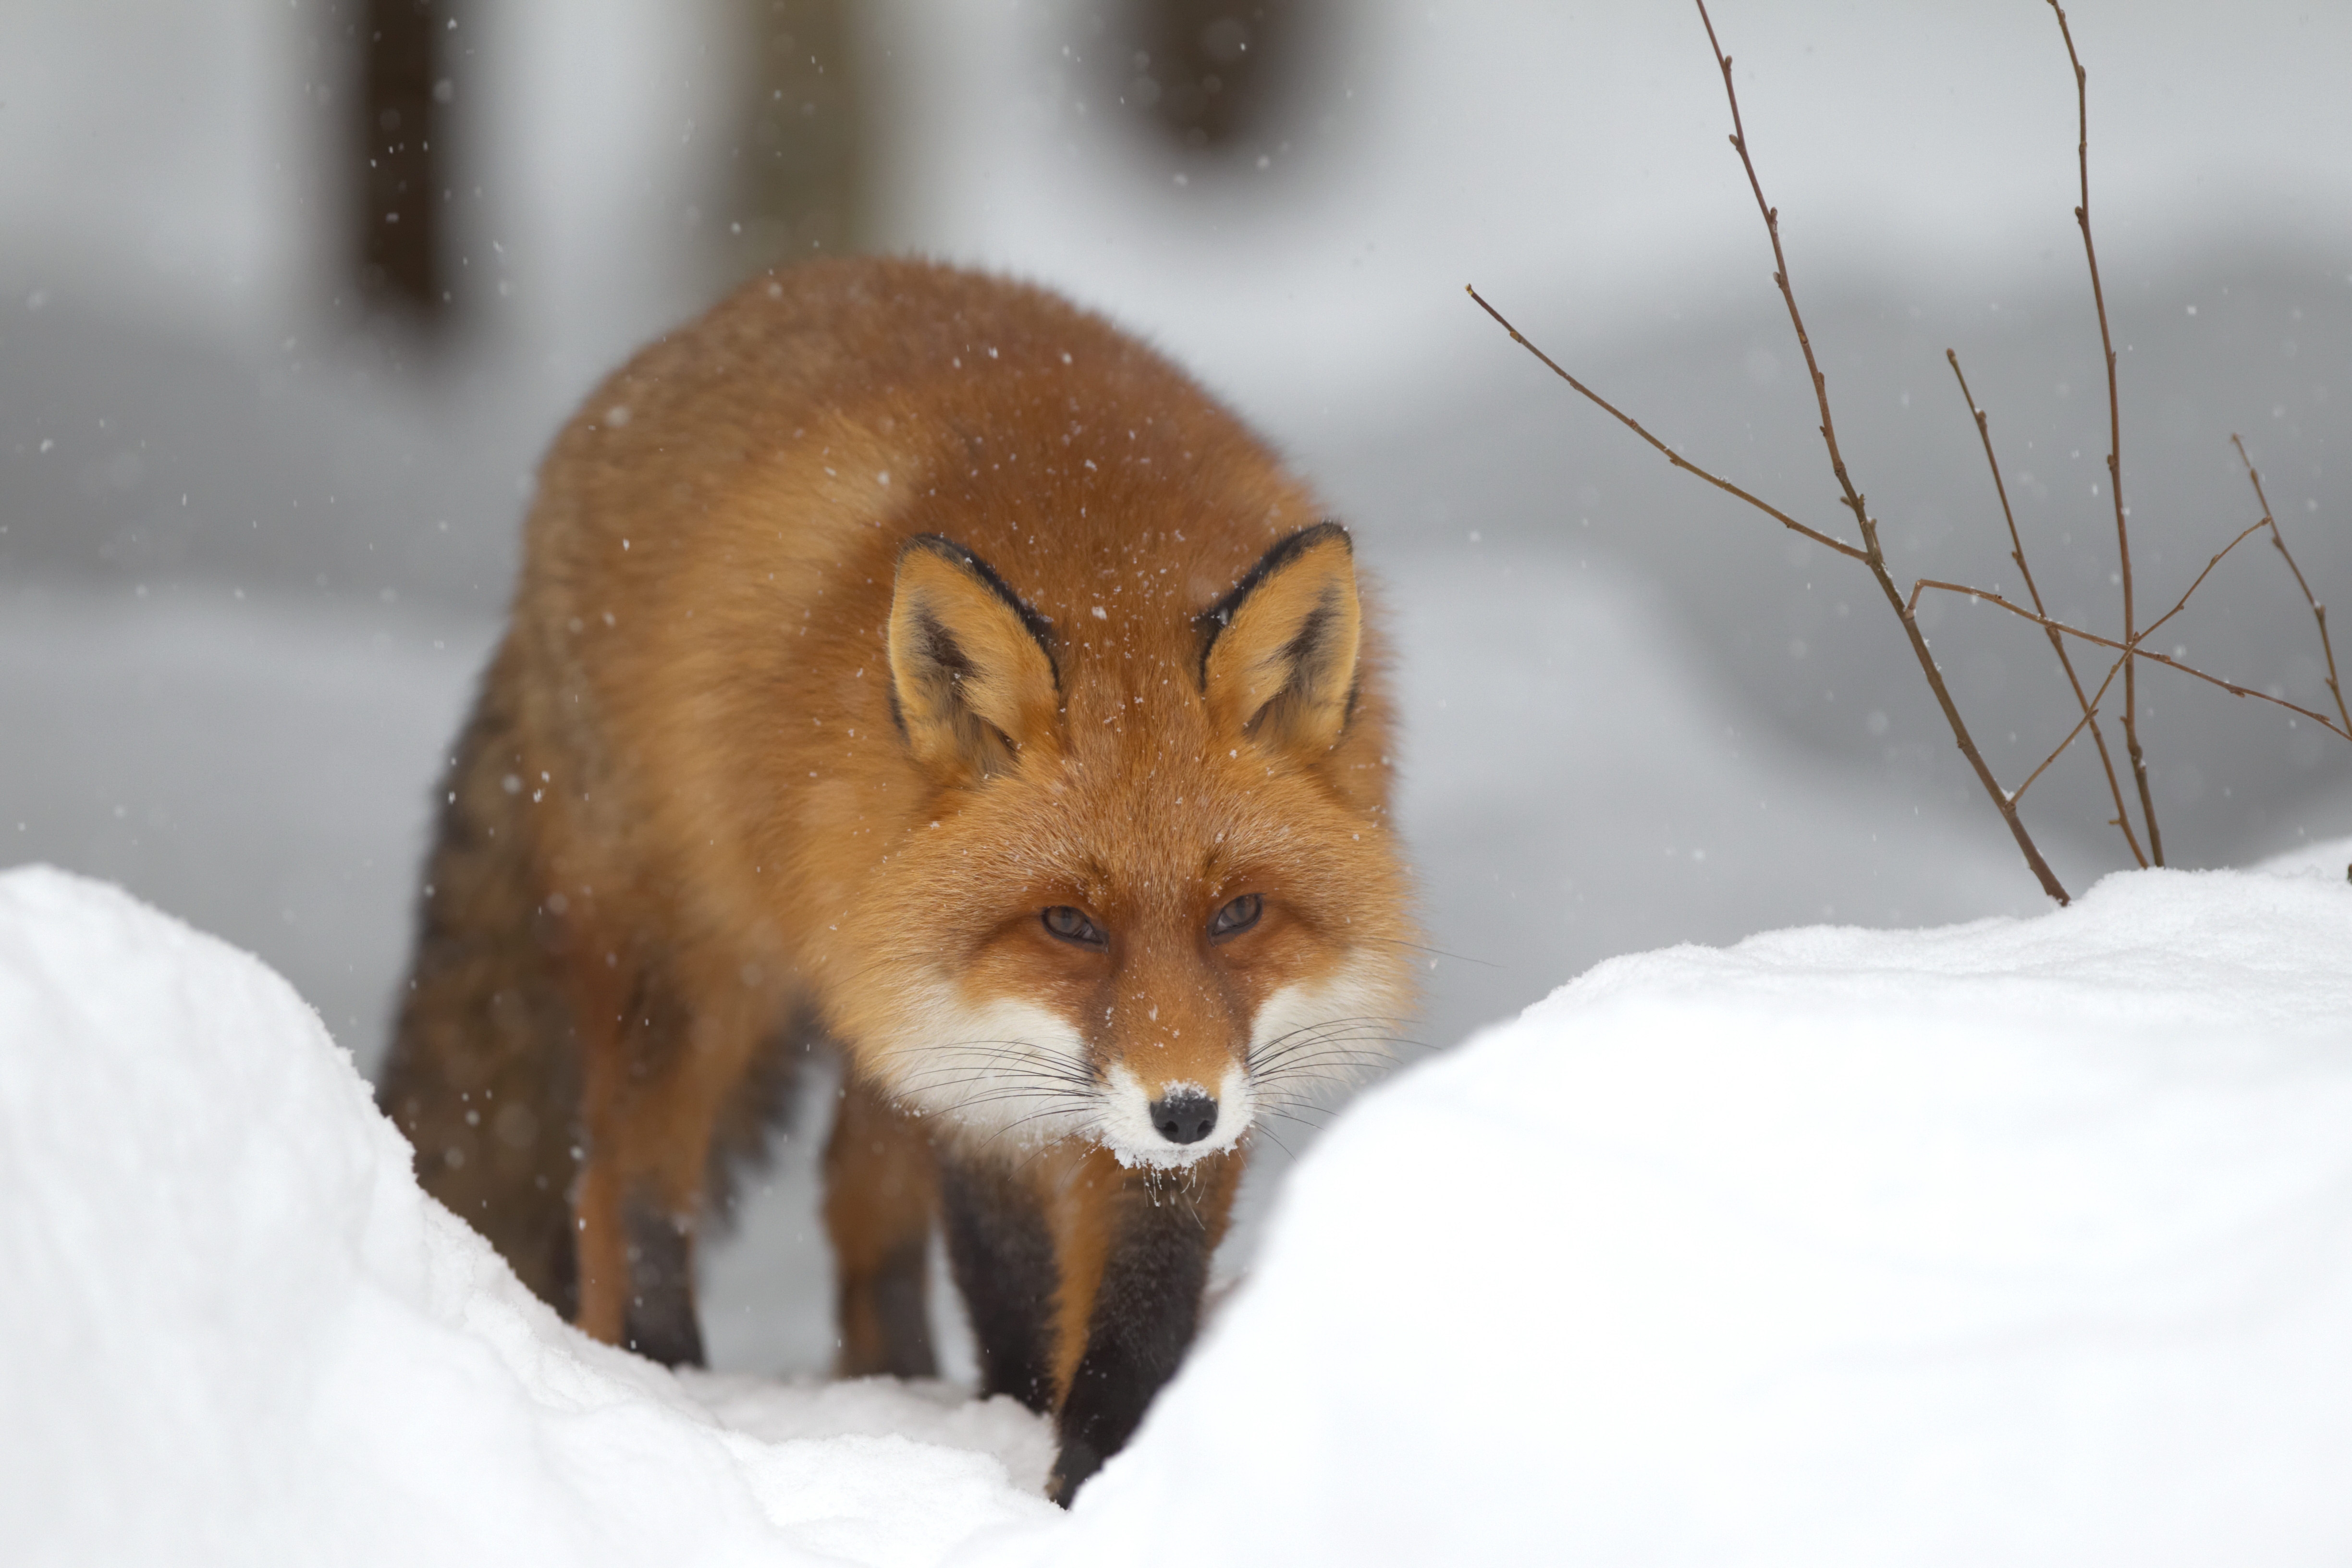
<box><xmin>6</xmin><ymin>854</ymin><xmax>2352</xmax><ymax>1563</ymax></box>
<box><xmin>1051</xmin><ymin>845</ymin><xmax>2352</xmax><ymax>1566</ymax></box>
<box><xmin>0</xmin><ymin>867</ymin><xmax>1056</xmax><ymax>1568</ymax></box>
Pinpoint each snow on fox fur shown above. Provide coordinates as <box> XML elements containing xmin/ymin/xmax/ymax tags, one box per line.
<box><xmin>7</xmin><ymin>852</ymin><xmax>2352</xmax><ymax>1564</ymax></box>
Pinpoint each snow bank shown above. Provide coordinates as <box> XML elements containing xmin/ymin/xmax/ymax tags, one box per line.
<box><xmin>0</xmin><ymin>866</ymin><xmax>1055</xmax><ymax>1567</ymax></box>
<box><xmin>1046</xmin><ymin>848</ymin><xmax>2352</xmax><ymax>1566</ymax></box>
<box><xmin>10</xmin><ymin>853</ymin><xmax>2352</xmax><ymax>1564</ymax></box>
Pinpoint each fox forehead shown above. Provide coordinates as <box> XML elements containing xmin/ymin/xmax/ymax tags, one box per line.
<box><xmin>1044</xmin><ymin>642</ymin><xmax>1216</xmax><ymax>748</ymax></box>
<box><xmin>957</xmin><ymin>758</ymin><xmax>1325</xmax><ymax>907</ymax></box>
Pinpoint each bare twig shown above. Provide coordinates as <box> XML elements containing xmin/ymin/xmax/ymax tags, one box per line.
<box><xmin>2049</xmin><ymin>0</ymin><xmax>2162</xmax><ymax>864</ymax></box>
<box><xmin>1694</xmin><ymin>0</ymin><xmax>2068</xmax><ymax>903</ymax></box>
<box><xmin>2234</xmin><ymin>434</ymin><xmax>2351</xmax><ymax>736</ymax></box>
<box><xmin>1697</xmin><ymin>5</ymin><xmax>1866</xmax><ymax>548</ymax></box>
<box><xmin>1472</xmin><ymin>0</ymin><xmax>2070</xmax><ymax>903</ymax></box>
<box><xmin>2134</xmin><ymin>519</ymin><xmax>2271</xmax><ymax>650</ymax></box>
<box><xmin>1909</xmin><ymin>570</ymin><xmax>2352</xmax><ymax>741</ymax></box>
<box><xmin>1998</xmin><ymin>512</ymin><xmax>2324</xmax><ymax>800</ymax></box>
<box><xmin>2010</xmin><ymin>665</ymin><xmax>2119</xmax><ymax>803</ymax></box>
<box><xmin>1462</xmin><ymin>288</ymin><xmax>1866</xmax><ymax>564</ymax></box>
<box><xmin>1478</xmin><ymin>2</ymin><xmax>2339</xmax><ymax>897</ymax></box>
<box><xmin>1946</xmin><ymin>350</ymin><xmax>2145</xmax><ymax>864</ymax></box>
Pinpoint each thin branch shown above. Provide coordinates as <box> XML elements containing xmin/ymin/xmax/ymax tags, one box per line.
<box><xmin>1908</xmin><ymin>574</ymin><xmax>2352</xmax><ymax>740</ymax></box>
<box><xmin>1984</xmin><ymin>651</ymin><xmax>2125</xmax><ymax>810</ymax></box>
<box><xmin>2135</xmin><ymin>517</ymin><xmax>2272</xmax><ymax>649</ymax></box>
<box><xmin>1908</xmin><ymin>513</ymin><xmax>2264</xmax><ymax>636</ymax></box>
<box><xmin>1696</xmin><ymin>2</ymin><xmax>1870</xmax><ymax>549</ymax></box>
<box><xmin>1473</xmin><ymin>1</ymin><xmax>2339</xmax><ymax>895</ymax></box>
<box><xmin>2234</xmin><ymin>434</ymin><xmax>2351</xmax><ymax>736</ymax></box>
<box><xmin>1946</xmin><ymin>350</ymin><xmax>2145</xmax><ymax>865</ymax></box>
<box><xmin>1462</xmin><ymin>287</ymin><xmax>1865</xmax><ymax>564</ymax></box>
<box><xmin>1694</xmin><ymin>0</ymin><xmax>2069</xmax><ymax>904</ymax></box>
<box><xmin>2049</xmin><ymin>0</ymin><xmax>2161</xmax><ymax>863</ymax></box>
<box><xmin>2002</xmin><ymin>510</ymin><xmax>2315</xmax><ymax>799</ymax></box>
<box><xmin>2011</xmin><ymin>652</ymin><xmax>2126</xmax><ymax>803</ymax></box>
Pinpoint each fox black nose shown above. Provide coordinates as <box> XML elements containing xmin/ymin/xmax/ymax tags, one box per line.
<box><xmin>1149</xmin><ymin>1090</ymin><xmax>1219</xmax><ymax>1145</ymax></box>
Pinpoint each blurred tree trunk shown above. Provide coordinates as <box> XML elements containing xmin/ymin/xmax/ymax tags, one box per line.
<box><xmin>356</xmin><ymin>0</ymin><xmax>454</xmax><ymax>324</ymax></box>
<box><xmin>722</xmin><ymin>0</ymin><xmax>865</xmax><ymax>281</ymax></box>
<box><xmin>1128</xmin><ymin>0</ymin><xmax>1315</xmax><ymax>154</ymax></box>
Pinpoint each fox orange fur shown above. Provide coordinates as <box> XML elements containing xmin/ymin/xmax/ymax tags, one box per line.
<box><xmin>377</xmin><ymin>257</ymin><xmax>1415</xmax><ymax>1502</ymax></box>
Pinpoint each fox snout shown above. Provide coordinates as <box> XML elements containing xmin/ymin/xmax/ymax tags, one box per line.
<box><xmin>1099</xmin><ymin>1060</ymin><xmax>1253</xmax><ymax>1168</ymax></box>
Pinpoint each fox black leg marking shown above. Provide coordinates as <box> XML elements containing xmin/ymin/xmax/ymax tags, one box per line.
<box><xmin>620</xmin><ymin>1199</ymin><xmax>705</xmax><ymax>1367</ymax></box>
<box><xmin>939</xmin><ymin>1156</ymin><xmax>1057</xmax><ymax>1412</ymax></box>
<box><xmin>1049</xmin><ymin>1186</ymin><xmax>1214</xmax><ymax>1506</ymax></box>
<box><xmin>857</xmin><ymin>1235</ymin><xmax>938</xmax><ymax>1378</ymax></box>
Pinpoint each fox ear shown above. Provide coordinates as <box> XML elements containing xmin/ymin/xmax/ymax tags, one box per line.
<box><xmin>888</xmin><ymin>535</ymin><xmax>1061</xmax><ymax>783</ymax></box>
<box><xmin>1199</xmin><ymin>522</ymin><xmax>1362</xmax><ymax>758</ymax></box>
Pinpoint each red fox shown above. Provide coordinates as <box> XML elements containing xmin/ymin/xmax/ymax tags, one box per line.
<box><xmin>377</xmin><ymin>257</ymin><xmax>1415</xmax><ymax>1502</ymax></box>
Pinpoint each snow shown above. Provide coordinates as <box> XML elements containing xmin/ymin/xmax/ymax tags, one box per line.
<box><xmin>1047</xmin><ymin>845</ymin><xmax>2352</xmax><ymax>1565</ymax></box>
<box><xmin>0</xmin><ymin>866</ymin><xmax>1057</xmax><ymax>1567</ymax></box>
<box><xmin>10</xmin><ymin>849</ymin><xmax>2352</xmax><ymax>1561</ymax></box>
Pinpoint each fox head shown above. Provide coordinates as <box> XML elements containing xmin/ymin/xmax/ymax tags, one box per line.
<box><xmin>841</xmin><ymin>522</ymin><xmax>1416</xmax><ymax>1168</ymax></box>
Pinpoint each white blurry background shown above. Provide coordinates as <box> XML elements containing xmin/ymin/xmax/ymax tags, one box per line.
<box><xmin>2</xmin><ymin>0</ymin><xmax>2347</xmax><ymax>1373</ymax></box>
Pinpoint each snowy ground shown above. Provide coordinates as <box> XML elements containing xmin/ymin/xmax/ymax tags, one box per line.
<box><xmin>10</xmin><ymin>845</ymin><xmax>2352</xmax><ymax>1564</ymax></box>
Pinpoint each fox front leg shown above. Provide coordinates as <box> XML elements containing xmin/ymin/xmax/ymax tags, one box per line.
<box><xmin>939</xmin><ymin>1153</ymin><xmax>1059</xmax><ymax>1412</ymax></box>
<box><xmin>1048</xmin><ymin>1153</ymin><xmax>1242</xmax><ymax>1506</ymax></box>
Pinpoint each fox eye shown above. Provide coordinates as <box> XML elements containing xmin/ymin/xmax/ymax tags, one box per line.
<box><xmin>1208</xmin><ymin>893</ymin><xmax>1262</xmax><ymax>939</ymax></box>
<box><xmin>1042</xmin><ymin>905</ymin><xmax>1108</xmax><ymax>949</ymax></box>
